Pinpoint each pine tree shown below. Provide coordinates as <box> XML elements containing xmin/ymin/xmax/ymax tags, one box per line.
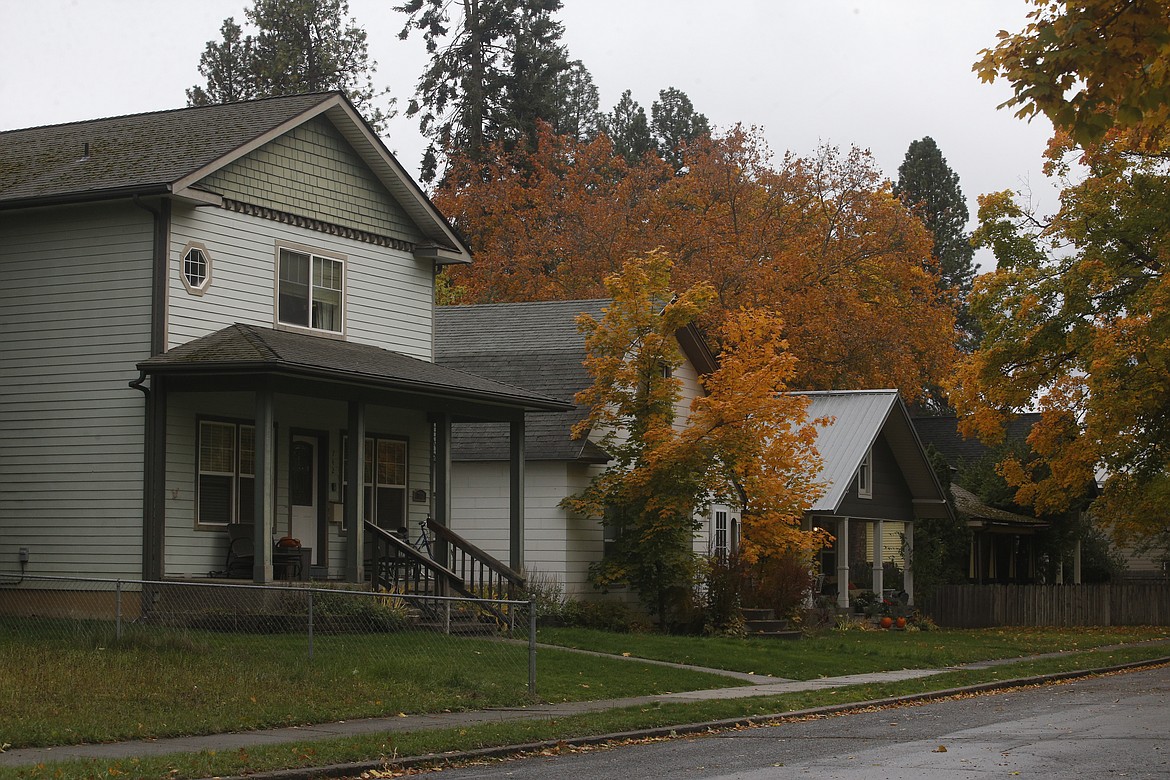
<box><xmin>187</xmin><ymin>0</ymin><xmax>392</xmax><ymax>132</ymax></box>
<box><xmin>650</xmin><ymin>87</ymin><xmax>710</xmax><ymax>172</ymax></box>
<box><xmin>396</xmin><ymin>0</ymin><xmax>575</xmax><ymax>181</ymax></box>
<box><xmin>895</xmin><ymin>137</ymin><xmax>978</xmax><ymax>356</ymax></box>
<box><xmin>604</xmin><ymin>90</ymin><xmax>654</xmax><ymax>165</ymax></box>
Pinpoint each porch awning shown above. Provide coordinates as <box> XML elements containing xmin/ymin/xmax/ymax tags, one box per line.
<box><xmin>951</xmin><ymin>484</ymin><xmax>1049</xmax><ymax>533</ymax></box>
<box><xmin>137</xmin><ymin>324</ymin><xmax>572</xmax><ymax>419</ymax></box>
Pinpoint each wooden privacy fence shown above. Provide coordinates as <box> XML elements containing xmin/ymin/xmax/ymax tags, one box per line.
<box><xmin>922</xmin><ymin>583</ymin><xmax>1170</xmax><ymax>628</ymax></box>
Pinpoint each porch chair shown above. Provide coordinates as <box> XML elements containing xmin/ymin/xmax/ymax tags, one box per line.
<box><xmin>225</xmin><ymin>523</ymin><xmax>255</xmax><ymax>578</ymax></box>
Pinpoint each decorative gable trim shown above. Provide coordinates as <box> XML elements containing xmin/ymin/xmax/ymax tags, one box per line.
<box><xmin>222</xmin><ymin>198</ymin><xmax>415</xmax><ymax>252</ymax></box>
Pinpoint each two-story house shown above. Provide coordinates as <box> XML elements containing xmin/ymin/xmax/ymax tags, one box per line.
<box><xmin>0</xmin><ymin>93</ymin><xmax>566</xmax><ymax>594</ymax></box>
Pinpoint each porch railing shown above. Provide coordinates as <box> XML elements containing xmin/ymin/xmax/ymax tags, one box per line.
<box><xmin>364</xmin><ymin>521</ymin><xmax>462</xmax><ymax>598</ymax></box>
<box><xmin>426</xmin><ymin>517</ymin><xmax>527</xmax><ymax>602</ymax></box>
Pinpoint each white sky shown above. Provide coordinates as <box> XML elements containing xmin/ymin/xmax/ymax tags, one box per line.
<box><xmin>0</xmin><ymin>0</ymin><xmax>1060</xmax><ymax>258</ymax></box>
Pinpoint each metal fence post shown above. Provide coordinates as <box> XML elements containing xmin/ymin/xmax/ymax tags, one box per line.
<box><xmin>307</xmin><ymin>589</ymin><xmax>314</xmax><ymax>661</ymax></box>
<box><xmin>528</xmin><ymin>598</ymin><xmax>537</xmax><ymax>695</ymax></box>
<box><xmin>115</xmin><ymin>580</ymin><xmax>123</xmax><ymax>642</ymax></box>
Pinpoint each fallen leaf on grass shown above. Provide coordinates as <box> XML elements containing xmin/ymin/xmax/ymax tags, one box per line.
<box><xmin>933</xmin><ymin>745</ymin><xmax>948</xmax><ymax>753</ymax></box>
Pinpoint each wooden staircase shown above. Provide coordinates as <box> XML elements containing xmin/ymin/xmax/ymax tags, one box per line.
<box><xmin>741</xmin><ymin>607</ymin><xmax>802</xmax><ymax>640</ymax></box>
<box><xmin>365</xmin><ymin>519</ymin><xmax>526</xmax><ymax>630</ymax></box>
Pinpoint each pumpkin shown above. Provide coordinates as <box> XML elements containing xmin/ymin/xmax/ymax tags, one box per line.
<box><xmin>879</xmin><ymin>616</ymin><xmax>893</xmax><ymax>629</ymax></box>
<box><xmin>896</xmin><ymin>616</ymin><xmax>907</xmax><ymax>629</ymax></box>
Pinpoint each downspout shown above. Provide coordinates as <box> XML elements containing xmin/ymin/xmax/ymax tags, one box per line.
<box><xmin>132</xmin><ymin>195</ymin><xmax>172</xmax><ymax>580</ymax></box>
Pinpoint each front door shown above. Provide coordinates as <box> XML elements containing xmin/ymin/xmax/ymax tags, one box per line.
<box><xmin>289</xmin><ymin>435</ymin><xmax>319</xmax><ymax>558</ymax></box>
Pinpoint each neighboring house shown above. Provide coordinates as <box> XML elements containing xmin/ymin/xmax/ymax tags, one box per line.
<box><xmin>434</xmin><ymin>299</ymin><xmax>725</xmax><ymax>597</ymax></box>
<box><xmin>0</xmin><ymin>93</ymin><xmax>566</xmax><ymax>594</ymax></box>
<box><xmin>912</xmin><ymin>413</ymin><xmax>1104</xmax><ymax>584</ymax></box>
<box><xmin>794</xmin><ymin>390</ymin><xmax>952</xmax><ymax>608</ymax></box>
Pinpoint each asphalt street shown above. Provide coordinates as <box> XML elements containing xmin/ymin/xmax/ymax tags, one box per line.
<box><xmin>423</xmin><ymin>664</ymin><xmax>1170</xmax><ymax>779</ymax></box>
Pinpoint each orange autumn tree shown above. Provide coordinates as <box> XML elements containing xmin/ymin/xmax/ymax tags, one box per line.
<box><xmin>562</xmin><ymin>252</ymin><xmax>826</xmax><ymax>626</ymax></box>
<box><xmin>434</xmin><ymin>124</ymin><xmax>957</xmax><ymax>403</ymax></box>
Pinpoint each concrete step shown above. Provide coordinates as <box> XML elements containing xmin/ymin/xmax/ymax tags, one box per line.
<box><xmin>744</xmin><ymin>618</ymin><xmax>790</xmax><ymax>633</ymax></box>
<box><xmin>747</xmin><ymin>629</ymin><xmax>803</xmax><ymax>640</ymax></box>
<box><xmin>739</xmin><ymin>608</ymin><xmax>776</xmax><ymax>621</ymax></box>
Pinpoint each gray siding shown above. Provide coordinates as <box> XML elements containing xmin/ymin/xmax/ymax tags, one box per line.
<box><xmin>169</xmin><ymin>205</ymin><xmax>434</xmax><ymax>359</ymax></box>
<box><xmin>198</xmin><ymin>116</ymin><xmax>423</xmax><ymax>243</ymax></box>
<box><xmin>0</xmin><ymin>202</ymin><xmax>153</xmax><ymax>577</ymax></box>
<box><xmin>836</xmin><ymin>435</ymin><xmax>915</xmax><ymax>522</ymax></box>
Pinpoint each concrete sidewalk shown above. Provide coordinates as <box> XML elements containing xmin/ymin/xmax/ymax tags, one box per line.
<box><xmin>3</xmin><ymin>640</ymin><xmax>1168</xmax><ymax>769</ymax></box>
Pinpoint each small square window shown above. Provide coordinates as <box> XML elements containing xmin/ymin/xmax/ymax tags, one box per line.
<box><xmin>181</xmin><ymin>242</ymin><xmax>212</xmax><ymax>295</ymax></box>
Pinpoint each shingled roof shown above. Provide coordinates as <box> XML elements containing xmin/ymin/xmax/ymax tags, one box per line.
<box><xmin>0</xmin><ymin>92</ymin><xmax>469</xmax><ymax>260</ymax></box>
<box><xmin>435</xmin><ymin>300</ymin><xmax>609</xmax><ymax>462</ymax></box>
<box><xmin>138</xmin><ymin>324</ymin><xmax>568</xmax><ymax>414</ymax></box>
<box><xmin>912</xmin><ymin>414</ymin><xmax>1042</xmax><ymax>465</ymax></box>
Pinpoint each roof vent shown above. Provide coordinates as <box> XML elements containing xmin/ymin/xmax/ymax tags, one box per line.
<box><xmin>80</xmin><ymin>142</ymin><xmax>90</xmax><ymax>161</ymax></box>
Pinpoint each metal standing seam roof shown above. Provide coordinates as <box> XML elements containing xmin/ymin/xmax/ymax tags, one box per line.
<box><xmin>0</xmin><ymin>92</ymin><xmax>469</xmax><ymax>261</ymax></box>
<box><xmin>796</xmin><ymin>390</ymin><xmax>950</xmax><ymax>518</ymax></box>
<box><xmin>137</xmin><ymin>324</ymin><xmax>569</xmax><ymax>413</ymax></box>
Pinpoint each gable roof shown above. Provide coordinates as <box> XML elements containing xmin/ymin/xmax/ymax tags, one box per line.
<box><xmin>138</xmin><ymin>324</ymin><xmax>568</xmax><ymax>415</ymax></box>
<box><xmin>912</xmin><ymin>414</ymin><xmax>1041</xmax><ymax>466</ymax></box>
<box><xmin>435</xmin><ymin>300</ymin><xmax>608</xmax><ymax>461</ymax></box>
<box><xmin>435</xmin><ymin>299</ymin><xmax>717</xmax><ymax>462</ymax></box>
<box><xmin>0</xmin><ymin>92</ymin><xmax>470</xmax><ymax>262</ymax></box>
<box><xmin>797</xmin><ymin>390</ymin><xmax>951</xmax><ymax>519</ymax></box>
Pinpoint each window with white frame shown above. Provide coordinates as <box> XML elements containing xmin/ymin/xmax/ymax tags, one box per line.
<box><xmin>713</xmin><ymin>510</ymin><xmax>729</xmax><ymax>559</ymax></box>
<box><xmin>181</xmin><ymin>241</ymin><xmax>211</xmax><ymax>295</ymax></box>
<box><xmin>857</xmin><ymin>447</ymin><xmax>873</xmax><ymax>499</ymax></box>
<box><xmin>277</xmin><ymin>246</ymin><xmax>344</xmax><ymax>333</ymax></box>
<box><xmin>342</xmin><ymin>435</ymin><xmax>407</xmax><ymax>530</ymax></box>
<box><xmin>197</xmin><ymin>419</ymin><xmax>255</xmax><ymax>526</ymax></box>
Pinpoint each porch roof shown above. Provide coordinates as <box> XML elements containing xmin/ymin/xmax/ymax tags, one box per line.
<box><xmin>951</xmin><ymin>484</ymin><xmax>1049</xmax><ymax>533</ymax></box>
<box><xmin>137</xmin><ymin>324</ymin><xmax>571</xmax><ymax>416</ymax></box>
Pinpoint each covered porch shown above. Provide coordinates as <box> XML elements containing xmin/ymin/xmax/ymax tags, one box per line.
<box><xmin>135</xmin><ymin>324</ymin><xmax>569</xmax><ymax>587</ymax></box>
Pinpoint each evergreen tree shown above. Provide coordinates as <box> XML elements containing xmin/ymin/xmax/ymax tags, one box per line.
<box><xmin>895</xmin><ymin>136</ymin><xmax>978</xmax><ymax>357</ymax></box>
<box><xmin>650</xmin><ymin>87</ymin><xmax>710</xmax><ymax>172</ymax></box>
<box><xmin>895</xmin><ymin>137</ymin><xmax>976</xmax><ymax>301</ymax></box>
<box><xmin>396</xmin><ymin>0</ymin><xmax>574</xmax><ymax>181</ymax></box>
<box><xmin>187</xmin><ymin>18</ymin><xmax>257</xmax><ymax>106</ymax></box>
<box><xmin>187</xmin><ymin>0</ymin><xmax>392</xmax><ymax>132</ymax></box>
<box><xmin>604</xmin><ymin>90</ymin><xmax>654</xmax><ymax>165</ymax></box>
<box><xmin>552</xmin><ymin>60</ymin><xmax>601</xmax><ymax>142</ymax></box>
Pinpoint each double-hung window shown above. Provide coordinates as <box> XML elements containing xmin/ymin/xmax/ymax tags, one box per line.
<box><xmin>277</xmin><ymin>246</ymin><xmax>344</xmax><ymax>333</ymax></box>
<box><xmin>197</xmin><ymin>419</ymin><xmax>255</xmax><ymax>526</ymax></box>
<box><xmin>342</xmin><ymin>435</ymin><xmax>408</xmax><ymax>530</ymax></box>
<box><xmin>713</xmin><ymin>510</ymin><xmax>729</xmax><ymax>559</ymax></box>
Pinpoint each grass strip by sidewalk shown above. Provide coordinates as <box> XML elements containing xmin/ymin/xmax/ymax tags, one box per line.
<box><xmin>536</xmin><ymin>625</ymin><xmax>1170</xmax><ymax>679</ymax></box>
<box><xmin>4</xmin><ymin>643</ymin><xmax>1166</xmax><ymax>780</ymax></box>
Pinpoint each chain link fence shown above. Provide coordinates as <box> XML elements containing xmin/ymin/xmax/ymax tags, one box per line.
<box><xmin>0</xmin><ymin>574</ymin><xmax>538</xmax><ymax>707</ymax></box>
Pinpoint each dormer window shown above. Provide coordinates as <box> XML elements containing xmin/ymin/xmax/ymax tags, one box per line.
<box><xmin>277</xmin><ymin>246</ymin><xmax>344</xmax><ymax>334</ymax></box>
<box><xmin>857</xmin><ymin>447</ymin><xmax>872</xmax><ymax>499</ymax></box>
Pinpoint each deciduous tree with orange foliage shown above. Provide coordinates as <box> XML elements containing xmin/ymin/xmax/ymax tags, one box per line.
<box><xmin>434</xmin><ymin>124</ymin><xmax>957</xmax><ymax>403</ymax></box>
<box><xmin>561</xmin><ymin>253</ymin><xmax>826</xmax><ymax>626</ymax></box>
<box><xmin>955</xmin><ymin>0</ymin><xmax>1170</xmax><ymax>546</ymax></box>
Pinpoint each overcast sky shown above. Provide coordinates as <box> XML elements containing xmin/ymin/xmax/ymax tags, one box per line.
<box><xmin>0</xmin><ymin>0</ymin><xmax>1060</xmax><ymax>257</ymax></box>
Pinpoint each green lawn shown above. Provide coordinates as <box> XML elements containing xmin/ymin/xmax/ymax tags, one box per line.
<box><xmin>0</xmin><ymin>619</ymin><xmax>738</xmax><ymax>749</ymax></box>
<box><xmin>536</xmin><ymin>624</ymin><xmax>1170</xmax><ymax>679</ymax></box>
<box><xmin>1</xmin><ymin>620</ymin><xmax>1167</xmax><ymax>780</ymax></box>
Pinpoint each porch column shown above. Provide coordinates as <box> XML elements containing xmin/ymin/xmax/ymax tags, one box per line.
<box><xmin>253</xmin><ymin>388</ymin><xmax>275</xmax><ymax>584</ymax></box>
<box><xmin>836</xmin><ymin>517</ymin><xmax>850</xmax><ymax>610</ymax></box>
<box><xmin>509</xmin><ymin>417</ymin><xmax>526</xmax><ymax>572</ymax></box>
<box><xmin>141</xmin><ymin>375</ymin><xmax>167</xmax><ymax>580</ymax></box>
<box><xmin>903</xmin><ymin>521</ymin><xmax>914</xmax><ymax>605</ymax></box>
<box><xmin>430</xmin><ymin>412</ymin><xmax>451</xmax><ymax>569</ymax></box>
<box><xmin>871</xmin><ymin>519</ymin><xmax>884</xmax><ymax>596</ymax></box>
<box><xmin>345</xmin><ymin>400</ymin><xmax>366</xmax><ymax>583</ymax></box>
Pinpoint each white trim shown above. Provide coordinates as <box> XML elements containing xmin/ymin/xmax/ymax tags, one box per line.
<box><xmin>180</xmin><ymin>240</ymin><xmax>212</xmax><ymax>296</ymax></box>
<box><xmin>857</xmin><ymin>447</ymin><xmax>873</xmax><ymax>499</ymax></box>
<box><xmin>273</xmin><ymin>241</ymin><xmax>347</xmax><ymax>337</ymax></box>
